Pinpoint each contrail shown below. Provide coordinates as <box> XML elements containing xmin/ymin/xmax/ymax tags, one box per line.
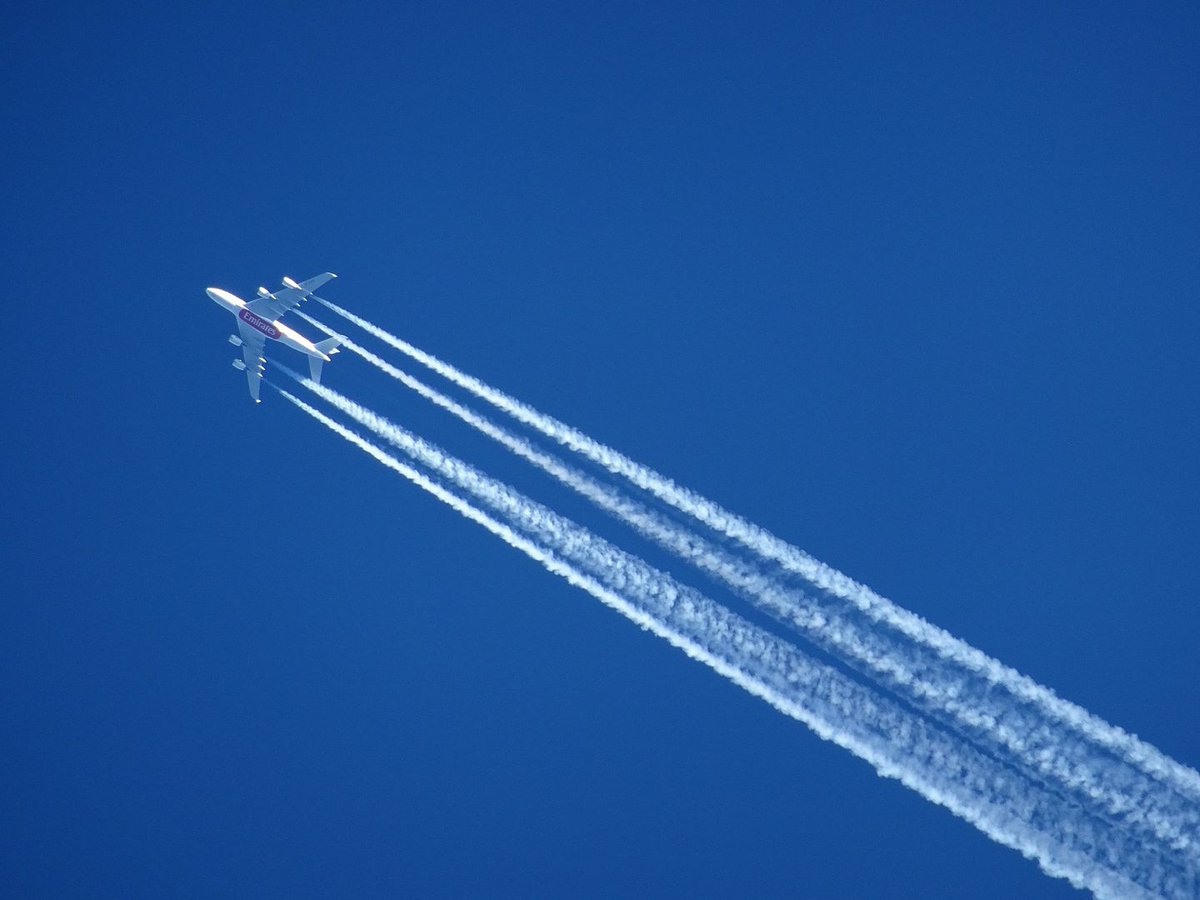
<box><xmin>271</xmin><ymin>382</ymin><xmax>1191</xmax><ymax>899</ymax></box>
<box><xmin>276</xmin><ymin>369</ymin><xmax>1197</xmax><ymax>892</ymax></box>
<box><xmin>286</xmin><ymin>318</ymin><xmax>1200</xmax><ymax>859</ymax></box>
<box><xmin>310</xmin><ymin>297</ymin><xmax>1200</xmax><ymax>807</ymax></box>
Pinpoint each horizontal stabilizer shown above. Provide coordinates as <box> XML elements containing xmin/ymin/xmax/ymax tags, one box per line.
<box><xmin>308</xmin><ymin>337</ymin><xmax>340</xmax><ymax>384</ymax></box>
<box><xmin>315</xmin><ymin>336</ymin><xmax>341</xmax><ymax>356</ymax></box>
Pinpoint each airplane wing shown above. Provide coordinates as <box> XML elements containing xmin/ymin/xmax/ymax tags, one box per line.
<box><xmin>236</xmin><ymin>321</ymin><xmax>267</xmax><ymax>402</ymax></box>
<box><xmin>243</xmin><ymin>272</ymin><xmax>336</xmax><ymax>322</ymax></box>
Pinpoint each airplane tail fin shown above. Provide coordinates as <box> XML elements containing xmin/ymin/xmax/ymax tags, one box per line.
<box><xmin>309</xmin><ymin>337</ymin><xmax>342</xmax><ymax>383</ymax></box>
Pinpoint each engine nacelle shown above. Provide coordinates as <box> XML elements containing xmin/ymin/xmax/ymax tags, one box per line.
<box><xmin>232</xmin><ymin>359</ymin><xmax>246</xmax><ymax>371</ymax></box>
<box><xmin>228</xmin><ymin>334</ymin><xmax>243</xmax><ymax>347</ymax></box>
<box><xmin>257</xmin><ymin>286</ymin><xmax>272</xmax><ymax>298</ymax></box>
<box><xmin>281</xmin><ymin>276</ymin><xmax>303</xmax><ymax>292</ymax></box>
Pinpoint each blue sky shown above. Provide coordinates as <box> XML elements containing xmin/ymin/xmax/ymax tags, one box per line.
<box><xmin>3</xmin><ymin>3</ymin><xmax>1198</xmax><ymax>897</ymax></box>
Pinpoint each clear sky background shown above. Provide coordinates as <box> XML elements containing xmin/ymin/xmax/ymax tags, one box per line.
<box><xmin>3</xmin><ymin>3</ymin><xmax>1198</xmax><ymax>898</ymax></box>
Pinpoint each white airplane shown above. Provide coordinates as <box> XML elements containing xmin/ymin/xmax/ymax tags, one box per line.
<box><xmin>207</xmin><ymin>272</ymin><xmax>342</xmax><ymax>403</ymax></box>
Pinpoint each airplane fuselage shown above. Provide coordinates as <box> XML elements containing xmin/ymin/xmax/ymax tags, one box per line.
<box><xmin>207</xmin><ymin>287</ymin><xmax>329</xmax><ymax>361</ymax></box>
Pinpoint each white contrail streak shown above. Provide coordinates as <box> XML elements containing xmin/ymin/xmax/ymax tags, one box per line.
<box><xmin>310</xmin><ymin>297</ymin><xmax>1200</xmax><ymax>808</ymax></box>
<box><xmin>287</xmin><ymin>316</ymin><xmax>1200</xmax><ymax>859</ymax></box>
<box><xmin>272</xmin><ymin>383</ymin><xmax>1189</xmax><ymax>899</ymax></box>
<box><xmin>278</xmin><ymin>371</ymin><xmax>1197</xmax><ymax>893</ymax></box>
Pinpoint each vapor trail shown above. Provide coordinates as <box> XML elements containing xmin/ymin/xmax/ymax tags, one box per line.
<box><xmin>288</xmin><ymin>315</ymin><xmax>1200</xmax><ymax>858</ymax></box>
<box><xmin>310</xmin><ymin>297</ymin><xmax>1200</xmax><ymax>806</ymax></box>
<box><xmin>272</xmin><ymin>382</ymin><xmax>1190</xmax><ymax>899</ymax></box>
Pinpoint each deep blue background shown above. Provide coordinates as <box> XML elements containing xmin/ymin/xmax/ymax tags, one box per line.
<box><xmin>3</xmin><ymin>3</ymin><xmax>1198</xmax><ymax>897</ymax></box>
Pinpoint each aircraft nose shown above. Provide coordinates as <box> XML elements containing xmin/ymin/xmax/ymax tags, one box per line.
<box><xmin>207</xmin><ymin>287</ymin><xmax>243</xmax><ymax>312</ymax></box>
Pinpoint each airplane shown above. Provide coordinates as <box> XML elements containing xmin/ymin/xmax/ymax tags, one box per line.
<box><xmin>207</xmin><ymin>272</ymin><xmax>342</xmax><ymax>403</ymax></box>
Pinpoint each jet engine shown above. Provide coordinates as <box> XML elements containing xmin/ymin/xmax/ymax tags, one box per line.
<box><xmin>228</xmin><ymin>334</ymin><xmax>243</xmax><ymax>347</ymax></box>
<box><xmin>232</xmin><ymin>359</ymin><xmax>246</xmax><ymax>371</ymax></box>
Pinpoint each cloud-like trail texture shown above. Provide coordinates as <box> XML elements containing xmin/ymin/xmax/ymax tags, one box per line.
<box><xmin>311</xmin><ymin>297</ymin><xmax>1200</xmax><ymax>814</ymax></box>
<box><xmin>271</xmin><ymin>382</ymin><xmax>1192</xmax><ymax>900</ymax></box>
<box><xmin>288</xmin><ymin>315</ymin><xmax>1200</xmax><ymax>862</ymax></box>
